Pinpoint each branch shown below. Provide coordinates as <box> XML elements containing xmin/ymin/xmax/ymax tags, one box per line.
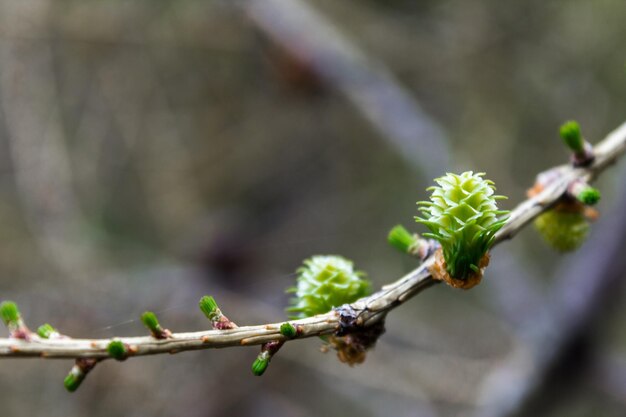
<box><xmin>474</xmin><ymin>148</ymin><xmax>626</xmax><ymax>417</ymax></box>
<box><xmin>1</xmin><ymin>121</ymin><xmax>625</xmax><ymax>360</ymax></box>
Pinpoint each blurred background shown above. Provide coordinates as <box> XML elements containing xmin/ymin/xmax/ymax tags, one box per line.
<box><xmin>0</xmin><ymin>1</ymin><xmax>625</xmax><ymax>416</ymax></box>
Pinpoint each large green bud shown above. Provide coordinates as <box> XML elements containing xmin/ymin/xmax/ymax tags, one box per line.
<box><xmin>286</xmin><ymin>255</ymin><xmax>371</xmax><ymax>319</ymax></box>
<box><xmin>416</xmin><ymin>172</ymin><xmax>509</xmax><ymax>281</ymax></box>
<box><xmin>534</xmin><ymin>209</ymin><xmax>589</xmax><ymax>252</ymax></box>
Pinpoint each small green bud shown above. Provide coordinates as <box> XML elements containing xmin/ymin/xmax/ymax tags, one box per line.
<box><xmin>576</xmin><ymin>186</ymin><xmax>601</xmax><ymax>206</ymax></box>
<box><xmin>286</xmin><ymin>255</ymin><xmax>371</xmax><ymax>319</ymax></box>
<box><xmin>37</xmin><ymin>323</ymin><xmax>57</xmax><ymax>339</ymax></box>
<box><xmin>387</xmin><ymin>225</ymin><xmax>419</xmax><ymax>254</ymax></box>
<box><xmin>0</xmin><ymin>301</ymin><xmax>20</xmax><ymax>326</ymax></box>
<box><xmin>416</xmin><ymin>172</ymin><xmax>509</xmax><ymax>280</ymax></box>
<box><xmin>141</xmin><ymin>311</ymin><xmax>159</xmax><ymax>330</ymax></box>
<box><xmin>280</xmin><ymin>322</ymin><xmax>297</xmax><ymax>338</ymax></box>
<box><xmin>64</xmin><ymin>366</ymin><xmax>85</xmax><ymax>392</ymax></box>
<box><xmin>64</xmin><ymin>359</ymin><xmax>97</xmax><ymax>393</ymax></box>
<box><xmin>560</xmin><ymin>121</ymin><xmax>584</xmax><ymax>153</ymax></box>
<box><xmin>251</xmin><ymin>351</ymin><xmax>270</xmax><ymax>376</ymax></box>
<box><xmin>141</xmin><ymin>311</ymin><xmax>162</xmax><ymax>333</ymax></box>
<box><xmin>140</xmin><ymin>311</ymin><xmax>170</xmax><ymax>339</ymax></box>
<box><xmin>107</xmin><ymin>340</ymin><xmax>128</xmax><ymax>361</ymax></box>
<box><xmin>199</xmin><ymin>296</ymin><xmax>220</xmax><ymax>322</ymax></box>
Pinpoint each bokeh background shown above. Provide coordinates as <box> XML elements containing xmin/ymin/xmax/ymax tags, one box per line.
<box><xmin>1</xmin><ymin>1</ymin><xmax>625</xmax><ymax>416</ymax></box>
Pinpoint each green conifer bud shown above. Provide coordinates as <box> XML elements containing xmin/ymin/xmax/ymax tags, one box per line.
<box><xmin>560</xmin><ymin>121</ymin><xmax>584</xmax><ymax>153</ymax></box>
<box><xmin>198</xmin><ymin>296</ymin><xmax>221</xmax><ymax>322</ymax></box>
<box><xmin>416</xmin><ymin>172</ymin><xmax>508</xmax><ymax>280</ymax></box>
<box><xmin>387</xmin><ymin>225</ymin><xmax>420</xmax><ymax>254</ymax></box>
<box><xmin>0</xmin><ymin>301</ymin><xmax>20</xmax><ymax>327</ymax></box>
<box><xmin>534</xmin><ymin>210</ymin><xmax>590</xmax><ymax>252</ymax></box>
<box><xmin>286</xmin><ymin>255</ymin><xmax>371</xmax><ymax>319</ymax></box>
<box><xmin>279</xmin><ymin>322</ymin><xmax>297</xmax><ymax>338</ymax></box>
<box><xmin>107</xmin><ymin>340</ymin><xmax>128</xmax><ymax>361</ymax></box>
<box><xmin>37</xmin><ymin>323</ymin><xmax>58</xmax><ymax>339</ymax></box>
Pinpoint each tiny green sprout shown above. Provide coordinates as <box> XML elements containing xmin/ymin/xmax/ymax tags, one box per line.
<box><xmin>416</xmin><ymin>172</ymin><xmax>509</xmax><ymax>281</ymax></box>
<box><xmin>63</xmin><ymin>359</ymin><xmax>97</xmax><ymax>392</ymax></box>
<box><xmin>107</xmin><ymin>340</ymin><xmax>128</xmax><ymax>361</ymax></box>
<box><xmin>286</xmin><ymin>255</ymin><xmax>371</xmax><ymax>319</ymax></box>
<box><xmin>560</xmin><ymin>121</ymin><xmax>584</xmax><ymax>153</ymax></box>
<box><xmin>387</xmin><ymin>225</ymin><xmax>419</xmax><ymax>254</ymax></box>
<box><xmin>280</xmin><ymin>322</ymin><xmax>297</xmax><ymax>338</ymax></box>
<box><xmin>64</xmin><ymin>366</ymin><xmax>85</xmax><ymax>392</ymax></box>
<box><xmin>251</xmin><ymin>351</ymin><xmax>270</xmax><ymax>376</ymax></box>
<box><xmin>37</xmin><ymin>323</ymin><xmax>57</xmax><ymax>339</ymax></box>
<box><xmin>199</xmin><ymin>295</ymin><xmax>220</xmax><ymax>322</ymax></box>
<box><xmin>141</xmin><ymin>311</ymin><xmax>162</xmax><ymax>333</ymax></box>
<box><xmin>0</xmin><ymin>301</ymin><xmax>20</xmax><ymax>327</ymax></box>
<box><xmin>576</xmin><ymin>186</ymin><xmax>601</xmax><ymax>206</ymax></box>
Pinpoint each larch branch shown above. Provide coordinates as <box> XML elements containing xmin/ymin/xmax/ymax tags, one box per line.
<box><xmin>0</xmin><ymin>120</ymin><xmax>625</xmax><ymax>361</ymax></box>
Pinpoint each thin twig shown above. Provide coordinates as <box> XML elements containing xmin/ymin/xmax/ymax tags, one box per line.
<box><xmin>1</xmin><ymin>120</ymin><xmax>625</xmax><ymax>360</ymax></box>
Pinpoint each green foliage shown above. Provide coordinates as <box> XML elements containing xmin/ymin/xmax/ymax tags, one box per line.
<box><xmin>198</xmin><ymin>296</ymin><xmax>220</xmax><ymax>322</ymax></box>
<box><xmin>387</xmin><ymin>225</ymin><xmax>419</xmax><ymax>253</ymax></box>
<box><xmin>534</xmin><ymin>210</ymin><xmax>589</xmax><ymax>251</ymax></box>
<box><xmin>416</xmin><ymin>172</ymin><xmax>508</xmax><ymax>280</ymax></box>
<box><xmin>576</xmin><ymin>186</ymin><xmax>601</xmax><ymax>206</ymax></box>
<box><xmin>251</xmin><ymin>353</ymin><xmax>270</xmax><ymax>376</ymax></box>
<box><xmin>279</xmin><ymin>322</ymin><xmax>297</xmax><ymax>338</ymax></box>
<box><xmin>37</xmin><ymin>324</ymin><xmax>57</xmax><ymax>339</ymax></box>
<box><xmin>286</xmin><ymin>255</ymin><xmax>371</xmax><ymax>319</ymax></box>
<box><xmin>0</xmin><ymin>301</ymin><xmax>20</xmax><ymax>326</ymax></box>
<box><xmin>140</xmin><ymin>311</ymin><xmax>161</xmax><ymax>334</ymax></box>
<box><xmin>560</xmin><ymin>121</ymin><xmax>584</xmax><ymax>153</ymax></box>
<box><xmin>64</xmin><ymin>367</ymin><xmax>84</xmax><ymax>392</ymax></box>
<box><xmin>107</xmin><ymin>340</ymin><xmax>128</xmax><ymax>361</ymax></box>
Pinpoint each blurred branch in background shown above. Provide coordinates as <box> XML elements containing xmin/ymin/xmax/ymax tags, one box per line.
<box><xmin>241</xmin><ymin>0</ymin><xmax>449</xmax><ymax>178</ymax></box>
<box><xmin>0</xmin><ymin>29</ymin><xmax>100</xmax><ymax>283</ymax></box>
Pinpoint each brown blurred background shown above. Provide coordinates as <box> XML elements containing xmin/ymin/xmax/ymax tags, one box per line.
<box><xmin>0</xmin><ymin>1</ymin><xmax>625</xmax><ymax>416</ymax></box>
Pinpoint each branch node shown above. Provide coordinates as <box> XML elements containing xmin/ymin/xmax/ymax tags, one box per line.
<box><xmin>429</xmin><ymin>248</ymin><xmax>489</xmax><ymax>290</ymax></box>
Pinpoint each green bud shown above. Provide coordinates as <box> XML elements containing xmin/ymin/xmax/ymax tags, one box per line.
<box><xmin>141</xmin><ymin>311</ymin><xmax>162</xmax><ymax>334</ymax></box>
<box><xmin>64</xmin><ymin>366</ymin><xmax>85</xmax><ymax>392</ymax></box>
<box><xmin>279</xmin><ymin>322</ymin><xmax>297</xmax><ymax>338</ymax></box>
<box><xmin>37</xmin><ymin>323</ymin><xmax>57</xmax><ymax>339</ymax></box>
<box><xmin>0</xmin><ymin>301</ymin><xmax>20</xmax><ymax>327</ymax></box>
<box><xmin>576</xmin><ymin>186</ymin><xmax>601</xmax><ymax>206</ymax></box>
<box><xmin>534</xmin><ymin>210</ymin><xmax>589</xmax><ymax>251</ymax></box>
<box><xmin>416</xmin><ymin>172</ymin><xmax>509</xmax><ymax>280</ymax></box>
<box><xmin>199</xmin><ymin>296</ymin><xmax>221</xmax><ymax>322</ymax></box>
<box><xmin>286</xmin><ymin>255</ymin><xmax>371</xmax><ymax>319</ymax></box>
<box><xmin>560</xmin><ymin>121</ymin><xmax>584</xmax><ymax>153</ymax></box>
<box><xmin>387</xmin><ymin>225</ymin><xmax>419</xmax><ymax>254</ymax></box>
<box><xmin>251</xmin><ymin>351</ymin><xmax>270</xmax><ymax>376</ymax></box>
<box><xmin>107</xmin><ymin>340</ymin><xmax>128</xmax><ymax>361</ymax></box>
